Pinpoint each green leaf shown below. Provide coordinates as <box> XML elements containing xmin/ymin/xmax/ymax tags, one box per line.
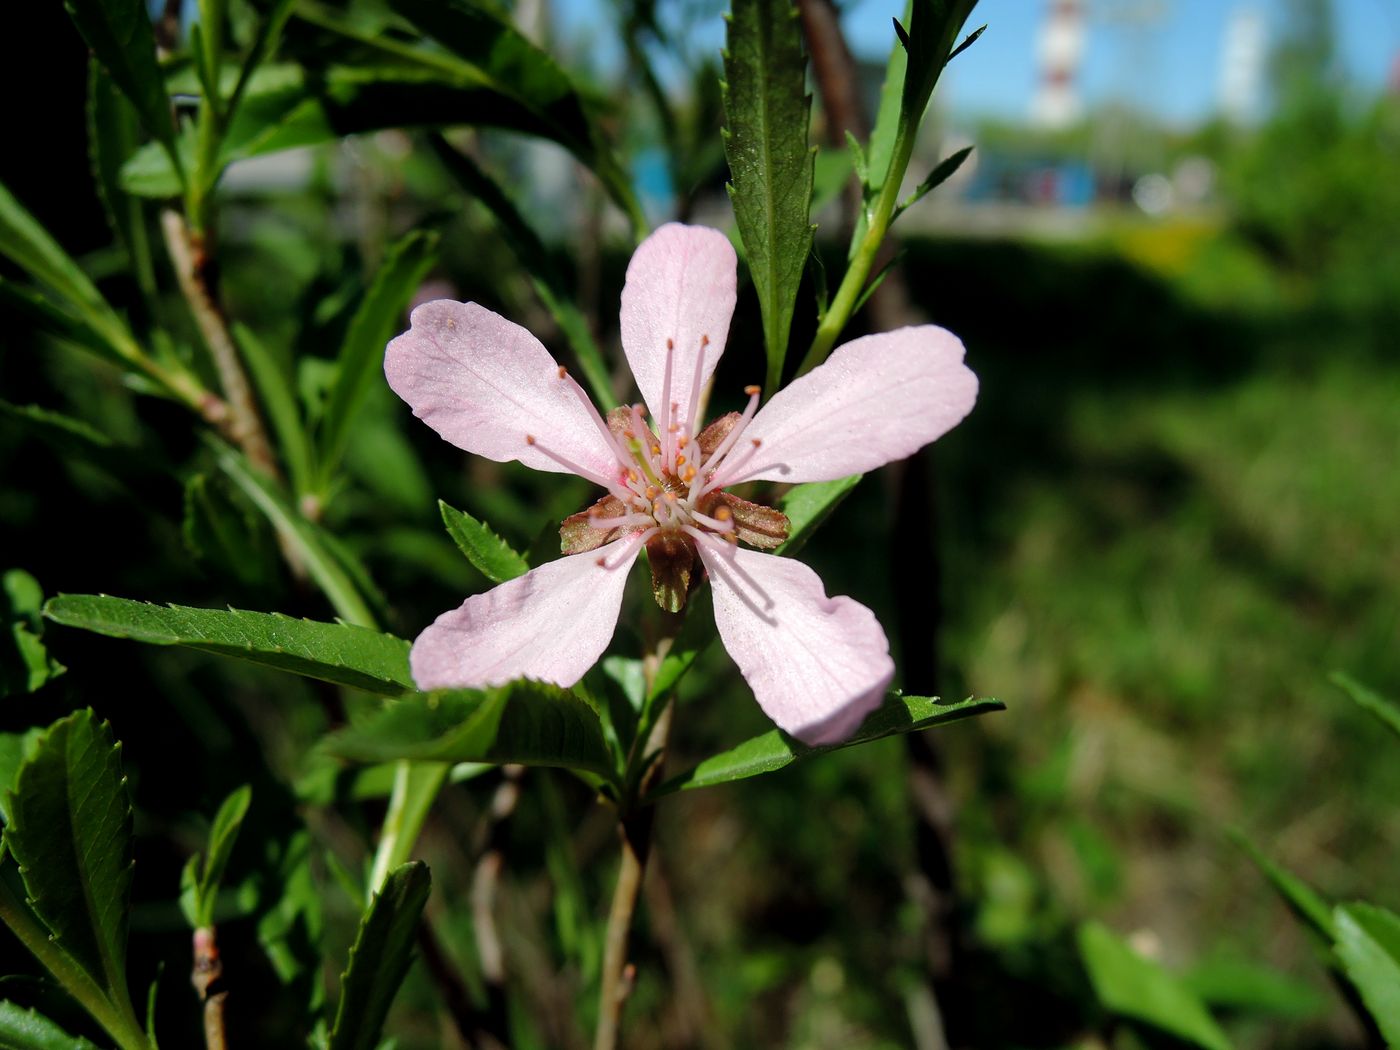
<box><xmin>186</xmin><ymin>785</ymin><xmax>253</xmax><ymax>929</ymax></box>
<box><xmin>328</xmin><ymin>861</ymin><xmax>431</xmax><ymax>1050</ymax></box>
<box><xmin>1077</xmin><ymin>921</ymin><xmax>1233</xmax><ymax>1050</ymax></box>
<box><xmin>316</xmin><ymin>231</ymin><xmax>439</xmax><ymax>492</ymax></box>
<box><xmin>1333</xmin><ymin>903</ymin><xmax>1400</xmax><ymax>1046</ymax></box>
<box><xmin>0</xmin><ymin>181</ymin><xmax>132</xmax><ymax>357</ymax></box>
<box><xmin>899</xmin><ymin>0</ymin><xmax>977</xmax><ymax>137</ymax></box>
<box><xmin>1331</xmin><ymin>672</ymin><xmax>1400</xmax><ymax>742</ymax></box>
<box><xmin>776</xmin><ymin>474</ymin><xmax>863</xmax><ymax>556</ymax></box>
<box><xmin>1181</xmin><ymin>958</ymin><xmax>1327</xmax><ymax>1020</ymax></box>
<box><xmin>228</xmin><ymin>0</ymin><xmax>297</xmax><ymax>120</ymax></box>
<box><xmin>206</xmin><ymin>436</ymin><xmax>378</xmax><ymax>627</ymax></box>
<box><xmin>233</xmin><ymin>323</ymin><xmax>314</xmax><ymax>499</ymax></box>
<box><xmin>1</xmin><ymin>570</ymin><xmax>65</xmax><ymax>699</ymax></box>
<box><xmin>382</xmin><ymin>0</ymin><xmax>642</xmax><ymax>233</ymax></box>
<box><xmin>893</xmin><ymin>144</ymin><xmax>974</xmax><ymax>219</ymax></box>
<box><xmin>866</xmin><ymin>13</ymin><xmax>909</xmax><ymax>194</ymax></box>
<box><xmin>322</xmin><ymin>683</ymin><xmax>617</xmax><ymax>782</ymax></box>
<box><xmin>87</xmin><ymin>61</ymin><xmax>155</xmax><ymax>298</ymax></box>
<box><xmin>1231</xmin><ymin>831</ymin><xmax>1335</xmax><ymax>941</ymax></box>
<box><xmin>3</xmin><ymin>711</ymin><xmax>134</xmax><ymax>1001</ymax></box>
<box><xmin>654</xmin><ymin>694</ymin><xmax>1001</xmax><ymax>795</ymax></box>
<box><xmin>62</xmin><ymin>0</ymin><xmax>182</xmax><ymax>179</ymax></box>
<box><xmin>722</xmin><ymin>0</ymin><xmax>815</xmax><ymax>394</ymax></box>
<box><xmin>0</xmin><ymin>1002</ymin><xmax>101</xmax><ymax>1050</ymax></box>
<box><xmin>183</xmin><ymin>473</ymin><xmax>278</xmax><ymax>589</ymax></box>
<box><xmin>438</xmin><ymin>500</ymin><xmax>529</xmax><ymax>584</ymax></box>
<box><xmin>0</xmin><ymin>729</ymin><xmax>44</xmax><ymax>825</ymax></box>
<box><xmin>429</xmin><ymin>136</ymin><xmax>615</xmax><ymax>407</ymax></box>
<box><xmin>43</xmin><ymin>595</ymin><xmax>412</xmax><ymax>696</ymax></box>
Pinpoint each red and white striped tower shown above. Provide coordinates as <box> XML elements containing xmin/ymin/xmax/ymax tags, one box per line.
<box><xmin>1031</xmin><ymin>0</ymin><xmax>1087</xmax><ymax>129</ymax></box>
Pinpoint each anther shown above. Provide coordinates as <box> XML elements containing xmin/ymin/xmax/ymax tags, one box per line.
<box><xmin>683</xmin><ymin>466</ymin><xmax>697</xmax><ymax>481</ymax></box>
<box><xmin>675</xmin><ymin>454</ymin><xmax>686</xmax><ymax>466</ymax></box>
<box><xmin>557</xmin><ymin>366</ymin><xmax>568</xmax><ymax>379</ymax></box>
<box><xmin>596</xmin><ymin>556</ymin><xmax>607</xmax><ymax>567</ymax></box>
<box><xmin>714</xmin><ymin>505</ymin><xmax>732</xmax><ymax>521</ymax></box>
<box><xmin>701</xmin><ymin>334</ymin><xmax>710</xmax><ymax>346</ymax></box>
<box><xmin>744</xmin><ymin>384</ymin><xmax>760</xmax><ymax>396</ymax></box>
<box><xmin>666</xmin><ymin>337</ymin><xmax>674</xmax><ymax>350</ymax></box>
<box><xmin>525</xmin><ymin>434</ymin><xmax>536</xmax><ymax>445</ymax></box>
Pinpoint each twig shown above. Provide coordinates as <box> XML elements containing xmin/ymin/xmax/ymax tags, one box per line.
<box><xmin>160</xmin><ymin>209</ymin><xmax>280</xmax><ymax>482</ymax></box>
<box><xmin>594</xmin><ymin>694</ymin><xmax>673</xmax><ymax>1050</ymax></box>
<box><xmin>191</xmin><ymin>927</ymin><xmax>228</xmax><ymax>1050</ymax></box>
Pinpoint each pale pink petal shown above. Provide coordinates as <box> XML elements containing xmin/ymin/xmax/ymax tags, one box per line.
<box><xmin>619</xmin><ymin>224</ymin><xmax>737</xmax><ymax>434</ymax></box>
<box><xmin>411</xmin><ymin>536</ymin><xmax>644</xmax><ymax>690</ymax></box>
<box><xmin>697</xmin><ymin>542</ymin><xmax>894</xmax><ymax>745</ymax></box>
<box><xmin>728</xmin><ymin>325</ymin><xmax>977</xmax><ymax>484</ymax></box>
<box><xmin>386</xmin><ymin>300</ymin><xmax>620</xmax><ymax>481</ymax></box>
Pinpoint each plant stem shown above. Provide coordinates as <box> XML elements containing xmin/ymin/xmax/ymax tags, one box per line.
<box><xmin>0</xmin><ymin>875</ymin><xmax>151</xmax><ymax>1050</ymax></box>
<box><xmin>161</xmin><ymin>209</ymin><xmax>281</xmax><ymax>483</ymax></box>
<box><xmin>191</xmin><ymin>927</ymin><xmax>228</xmax><ymax>1050</ymax></box>
<box><xmin>368</xmin><ymin>761</ymin><xmax>450</xmax><ymax>898</ymax></box>
<box><xmin>796</xmin><ymin>116</ymin><xmax>915</xmax><ymax>377</ymax></box>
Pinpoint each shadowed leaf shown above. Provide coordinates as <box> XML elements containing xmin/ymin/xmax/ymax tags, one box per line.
<box><xmin>439</xmin><ymin>500</ymin><xmax>529</xmax><ymax>584</ymax></box>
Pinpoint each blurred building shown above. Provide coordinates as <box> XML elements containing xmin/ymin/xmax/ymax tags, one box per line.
<box><xmin>1218</xmin><ymin>7</ymin><xmax>1267</xmax><ymax>123</ymax></box>
<box><xmin>1031</xmin><ymin>0</ymin><xmax>1087</xmax><ymax>129</ymax></box>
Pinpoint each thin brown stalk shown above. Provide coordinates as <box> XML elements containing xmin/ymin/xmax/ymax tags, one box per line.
<box><xmin>160</xmin><ymin>209</ymin><xmax>280</xmax><ymax>481</ymax></box>
<box><xmin>191</xmin><ymin>927</ymin><xmax>228</xmax><ymax>1050</ymax></box>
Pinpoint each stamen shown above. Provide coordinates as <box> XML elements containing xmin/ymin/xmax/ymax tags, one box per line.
<box><xmin>554</xmin><ymin>365</ymin><xmax>634</xmax><ymax>472</ymax></box>
<box><xmin>596</xmin><ymin>530</ymin><xmax>654</xmax><ymax>571</ymax></box>
<box><xmin>659</xmin><ymin>337</ymin><xmax>677</xmax><ymax>469</ymax></box>
<box><xmin>703</xmin><ymin>438</ymin><xmax>764</xmax><ymax>494</ymax></box>
<box><xmin>691</xmin><ymin>385</ymin><xmax>762</xmax><ymax>499</ymax></box>
<box><xmin>683</xmin><ymin>334</ymin><xmax>710</xmax><ymax>443</ymax></box>
<box><xmin>685</xmin><ymin>528</ymin><xmax>776</xmax><ymax>611</ymax></box>
<box><xmin>691</xmin><ymin>509</ymin><xmax>735</xmax><ymax>533</ymax></box>
<box><xmin>524</xmin><ymin>434</ymin><xmax>630</xmax><ymax>499</ymax></box>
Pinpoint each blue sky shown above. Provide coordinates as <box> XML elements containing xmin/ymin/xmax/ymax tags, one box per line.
<box><xmin>557</xmin><ymin>0</ymin><xmax>1399</xmax><ymax>126</ymax></box>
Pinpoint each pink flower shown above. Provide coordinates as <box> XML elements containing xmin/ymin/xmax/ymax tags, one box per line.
<box><xmin>384</xmin><ymin>224</ymin><xmax>977</xmax><ymax>745</ymax></box>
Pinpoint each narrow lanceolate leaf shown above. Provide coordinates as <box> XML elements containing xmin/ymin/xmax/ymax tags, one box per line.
<box><xmin>3</xmin><ymin>711</ymin><xmax>133</xmax><ymax>1000</ymax></box>
<box><xmin>234</xmin><ymin>323</ymin><xmax>314</xmax><ymax>499</ymax></box>
<box><xmin>654</xmin><ymin>694</ymin><xmax>1001</xmax><ymax>795</ymax></box>
<box><xmin>62</xmin><ymin>0</ymin><xmax>181</xmax><ymax>178</ymax></box>
<box><xmin>322</xmin><ymin>684</ymin><xmax>617</xmax><ymax>782</ymax></box>
<box><xmin>899</xmin><ymin>0</ymin><xmax>978</xmax><ymax>131</ymax></box>
<box><xmin>1333</xmin><ymin>903</ymin><xmax>1400</xmax><ymax>1046</ymax></box>
<box><xmin>722</xmin><ymin>0</ymin><xmax>815</xmax><ymax>394</ymax></box>
<box><xmin>894</xmin><ymin>145</ymin><xmax>974</xmax><ymax>219</ymax></box>
<box><xmin>87</xmin><ymin>61</ymin><xmax>155</xmax><ymax>297</ymax></box>
<box><xmin>0</xmin><ymin>1002</ymin><xmax>101</xmax><ymax>1050</ymax></box>
<box><xmin>439</xmin><ymin>501</ymin><xmax>529</xmax><ymax>584</ymax></box>
<box><xmin>0</xmin><ymin>181</ymin><xmax>130</xmax><ymax>355</ymax></box>
<box><xmin>1078</xmin><ymin>921</ymin><xmax>1233</xmax><ymax>1050</ymax></box>
<box><xmin>189</xmin><ymin>785</ymin><xmax>253</xmax><ymax>929</ymax></box>
<box><xmin>375</xmin><ymin>0</ymin><xmax>643</xmax><ymax>233</ymax></box>
<box><xmin>1331</xmin><ymin>672</ymin><xmax>1400</xmax><ymax>741</ymax></box>
<box><xmin>43</xmin><ymin>595</ymin><xmax>412</xmax><ymax>696</ymax></box>
<box><xmin>328</xmin><ymin>862</ymin><xmax>431</xmax><ymax>1050</ymax></box>
<box><xmin>1231</xmin><ymin>831</ymin><xmax>1335</xmax><ymax>942</ymax></box>
<box><xmin>316</xmin><ymin>231</ymin><xmax>439</xmax><ymax>491</ymax></box>
<box><xmin>776</xmin><ymin>474</ymin><xmax>863</xmax><ymax>556</ymax></box>
<box><xmin>429</xmin><ymin>136</ymin><xmax>614</xmax><ymax>406</ymax></box>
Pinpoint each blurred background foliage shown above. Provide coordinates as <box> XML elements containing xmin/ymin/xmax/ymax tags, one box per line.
<box><xmin>1</xmin><ymin>0</ymin><xmax>1397</xmax><ymax>1046</ymax></box>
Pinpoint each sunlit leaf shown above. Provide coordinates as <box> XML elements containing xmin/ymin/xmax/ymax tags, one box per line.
<box><xmin>439</xmin><ymin>500</ymin><xmax>529</xmax><ymax>584</ymax></box>
<box><xmin>722</xmin><ymin>0</ymin><xmax>815</xmax><ymax>393</ymax></box>
<box><xmin>1232</xmin><ymin>831</ymin><xmax>1335</xmax><ymax>941</ymax></box>
<box><xmin>0</xmin><ymin>1002</ymin><xmax>101</xmax><ymax>1050</ymax></box>
<box><xmin>1078</xmin><ymin>921</ymin><xmax>1233</xmax><ymax>1050</ymax></box>
<box><xmin>43</xmin><ymin>595</ymin><xmax>412</xmax><ymax>696</ymax></box>
<box><xmin>1333</xmin><ymin>903</ymin><xmax>1400</xmax><ymax>1046</ymax></box>
<box><xmin>654</xmin><ymin>694</ymin><xmax>1001</xmax><ymax>795</ymax></box>
<box><xmin>328</xmin><ymin>861</ymin><xmax>431</xmax><ymax>1050</ymax></box>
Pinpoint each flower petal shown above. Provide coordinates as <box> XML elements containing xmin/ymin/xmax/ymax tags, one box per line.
<box><xmin>697</xmin><ymin>543</ymin><xmax>893</xmax><ymax>745</ymax></box>
<box><xmin>620</xmin><ymin>224</ymin><xmax>737</xmax><ymax>434</ymax></box>
<box><xmin>386</xmin><ymin>299</ymin><xmax>620</xmax><ymax>481</ymax></box>
<box><xmin>731</xmin><ymin>325</ymin><xmax>977</xmax><ymax>483</ymax></box>
<box><xmin>411</xmin><ymin>536</ymin><xmax>644</xmax><ymax>690</ymax></box>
